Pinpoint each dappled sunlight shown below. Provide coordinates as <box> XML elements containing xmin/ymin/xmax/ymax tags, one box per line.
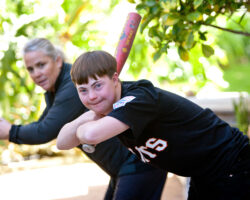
<box><xmin>0</xmin><ymin>162</ymin><xmax>109</xmax><ymax>200</ymax></box>
<box><xmin>206</xmin><ymin>65</ymin><xmax>229</xmax><ymax>88</ymax></box>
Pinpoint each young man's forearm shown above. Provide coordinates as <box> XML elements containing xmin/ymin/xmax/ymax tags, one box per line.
<box><xmin>56</xmin><ymin>110</ymin><xmax>102</xmax><ymax>149</ymax></box>
<box><xmin>56</xmin><ymin>120</ymin><xmax>81</xmax><ymax>150</ymax></box>
<box><xmin>76</xmin><ymin>116</ymin><xmax>129</xmax><ymax>145</ymax></box>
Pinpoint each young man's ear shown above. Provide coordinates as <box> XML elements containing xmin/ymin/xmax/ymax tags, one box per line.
<box><xmin>112</xmin><ymin>72</ymin><xmax>119</xmax><ymax>82</ymax></box>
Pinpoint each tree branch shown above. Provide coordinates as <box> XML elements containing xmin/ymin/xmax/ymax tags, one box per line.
<box><xmin>202</xmin><ymin>23</ymin><xmax>250</xmax><ymax>37</ymax></box>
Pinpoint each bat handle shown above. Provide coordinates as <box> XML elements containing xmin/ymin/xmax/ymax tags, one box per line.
<box><xmin>82</xmin><ymin>144</ymin><xmax>95</xmax><ymax>153</ymax></box>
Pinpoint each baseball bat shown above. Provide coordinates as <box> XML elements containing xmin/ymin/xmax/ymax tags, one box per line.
<box><xmin>82</xmin><ymin>12</ymin><xmax>141</xmax><ymax>153</ymax></box>
<box><xmin>115</xmin><ymin>12</ymin><xmax>142</xmax><ymax>75</ymax></box>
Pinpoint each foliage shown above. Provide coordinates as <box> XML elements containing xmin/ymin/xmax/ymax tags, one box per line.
<box><xmin>131</xmin><ymin>0</ymin><xmax>249</xmax><ymax>61</ymax></box>
<box><xmin>127</xmin><ymin>27</ymin><xmax>226</xmax><ymax>93</ymax></box>
<box><xmin>223</xmin><ymin>63</ymin><xmax>250</xmax><ymax>93</ymax></box>
<box><xmin>214</xmin><ymin>13</ymin><xmax>250</xmax><ymax>93</ymax></box>
<box><xmin>0</xmin><ymin>0</ymin><xmax>120</xmax><ymax>161</ymax></box>
<box><xmin>123</xmin><ymin>0</ymin><xmax>250</xmax><ymax>96</ymax></box>
<box><xmin>215</xmin><ymin>13</ymin><xmax>250</xmax><ymax>64</ymax></box>
<box><xmin>233</xmin><ymin>94</ymin><xmax>249</xmax><ymax>135</ymax></box>
<box><xmin>0</xmin><ymin>0</ymin><xmax>117</xmax><ymax>124</ymax></box>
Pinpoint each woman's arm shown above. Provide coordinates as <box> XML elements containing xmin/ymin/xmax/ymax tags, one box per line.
<box><xmin>56</xmin><ymin>110</ymin><xmax>103</xmax><ymax>149</ymax></box>
<box><xmin>9</xmin><ymin>79</ymin><xmax>86</xmax><ymax>144</ymax></box>
<box><xmin>76</xmin><ymin>116</ymin><xmax>129</xmax><ymax>145</ymax></box>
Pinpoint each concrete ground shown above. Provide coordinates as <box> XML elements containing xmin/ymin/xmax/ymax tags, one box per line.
<box><xmin>0</xmin><ymin>162</ymin><xmax>188</xmax><ymax>200</ymax></box>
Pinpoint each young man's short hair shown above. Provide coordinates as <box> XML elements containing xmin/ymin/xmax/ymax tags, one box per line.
<box><xmin>71</xmin><ymin>50</ymin><xmax>117</xmax><ymax>84</ymax></box>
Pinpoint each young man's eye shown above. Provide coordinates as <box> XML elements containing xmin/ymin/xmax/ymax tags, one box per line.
<box><xmin>79</xmin><ymin>89</ymin><xmax>87</xmax><ymax>93</ymax></box>
<box><xmin>95</xmin><ymin>83</ymin><xmax>102</xmax><ymax>89</ymax></box>
<box><xmin>95</xmin><ymin>83</ymin><xmax>102</xmax><ymax>88</ymax></box>
<box><xmin>38</xmin><ymin>62</ymin><xmax>45</xmax><ymax>68</ymax></box>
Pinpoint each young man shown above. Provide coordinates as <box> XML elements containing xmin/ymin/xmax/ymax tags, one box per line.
<box><xmin>57</xmin><ymin>50</ymin><xmax>250</xmax><ymax>200</ymax></box>
<box><xmin>0</xmin><ymin>39</ymin><xmax>167</xmax><ymax>200</ymax></box>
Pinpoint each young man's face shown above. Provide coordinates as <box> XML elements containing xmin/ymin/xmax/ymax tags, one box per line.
<box><xmin>76</xmin><ymin>74</ymin><xmax>119</xmax><ymax>115</ymax></box>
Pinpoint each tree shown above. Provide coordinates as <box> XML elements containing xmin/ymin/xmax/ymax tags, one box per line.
<box><xmin>130</xmin><ymin>0</ymin><xmax>249</xmax><ymax>61</ymax></box>
<box><xmin>0</xmin><ymin>0</ymin><xmax>118</xmax><ymax>123</ymax></box>
<box><xmin>0</xmin><ymin>0</ymin><xmax>120</xmax><ymax>161</ymax></box>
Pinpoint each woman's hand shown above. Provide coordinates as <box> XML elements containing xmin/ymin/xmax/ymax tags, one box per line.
<box><xmin>0</xmin><ymin>118</ymin><xmax>11</xmax><ymax>140</ymax></box>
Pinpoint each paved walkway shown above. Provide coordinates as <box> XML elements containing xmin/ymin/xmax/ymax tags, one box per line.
<box><xmin>0</xmin><ymin>162</ymin><xmax>187</xmax><ymax>200</ymax></box>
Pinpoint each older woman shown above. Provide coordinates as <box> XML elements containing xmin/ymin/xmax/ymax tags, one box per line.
<box><xmin>0</xmin><ymin>38</ymin><xmax>167</xmax><ymax>200</ymax></box>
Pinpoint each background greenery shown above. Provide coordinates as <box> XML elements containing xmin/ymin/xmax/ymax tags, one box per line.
<box><xmin>0</xmin><ymin>0</ymin><xmax>249</xmax><ymax>164</ymax></box>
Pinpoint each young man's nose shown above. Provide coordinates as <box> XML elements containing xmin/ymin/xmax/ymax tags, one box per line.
<box><xmin>88</xmin><ymin>90</ymin><xmax>97</xmax><ymax>100</ymax></box>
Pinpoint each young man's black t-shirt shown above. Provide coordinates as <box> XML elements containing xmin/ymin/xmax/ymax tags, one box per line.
<box><xmin>108</xmin><ymin>79</ymin><xmax>249</xmax><ymax>178</ymax></box>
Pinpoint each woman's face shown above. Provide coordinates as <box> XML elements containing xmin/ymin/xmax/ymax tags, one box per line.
<box><xmin>24</xmin><ymin>51</ymin><xmax>62</xmax><ymax>92</ymax></box>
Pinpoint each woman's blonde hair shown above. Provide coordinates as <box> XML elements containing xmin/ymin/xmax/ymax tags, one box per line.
<box><xmin>23</xmin><ymin>38</ymin><xmax>65</xmax><ymax>61</ymax></box>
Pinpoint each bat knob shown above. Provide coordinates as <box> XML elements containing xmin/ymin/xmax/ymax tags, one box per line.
<box><xmin>82</xmin><ymin>144</ymin><xmax>95</xmax><ymax>153</ymax></box>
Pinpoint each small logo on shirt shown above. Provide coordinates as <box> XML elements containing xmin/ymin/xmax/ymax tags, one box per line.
<box><xmin>113</xmin><ymin>96</ymin><xmax>136</xmax><ymax>109</ymax></box>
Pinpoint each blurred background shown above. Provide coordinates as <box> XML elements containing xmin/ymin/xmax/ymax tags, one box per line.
<box><xmin>0</xmin><ymin>0</ymin><xmax>249</xmax><ymax>197</ymax></box>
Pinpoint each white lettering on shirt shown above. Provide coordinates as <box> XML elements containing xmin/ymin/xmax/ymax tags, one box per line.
<box><xmin>146</xmin><ymin>138</ymin><xmax>167</xmax><ymax>151</ymax></box>
<box><xmin>133</xmin><ymin>138</ymin><xmax>168</xmax><ymax>163</ymax></box>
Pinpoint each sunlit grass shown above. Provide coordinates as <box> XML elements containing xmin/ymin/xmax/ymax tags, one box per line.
<box><xmin>223</xmin><ymin>63</ymin><xmax>250</xmax><ymax>93</ymax></box>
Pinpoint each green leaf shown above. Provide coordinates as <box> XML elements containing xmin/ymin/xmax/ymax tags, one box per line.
<box><xmin>162</xmin><ymin>14</ymin><xmax>179</xmax><ymax>26</ymax></box>
<box><xmin>15</xmin><ymin>19</ymin><xmax>43</xmax><ymax>37</ymax></box>
<box><xmin>153</xmin><ymin>50</ymin><xmax>162</xmax><ymax>61</ymax></box>
<box><xmin>201</xmin><ymin>44</ymin><xmax>214</xmax><ymax>57</ymax></box>
<box><xmin>140</xmin><ymin>14</ymin><xmax>157</xmax><ymax>33</ymax></box>
<box><xmin>193</xmin><ymin>0</ymin><xmax>203</xmax><ymax>9</ymax></box>
<box><xmin>136</xmin><ymin>3</ymin><xmax>148</xmax><ymax>11</ymax></box>
<box><xmin>198</xmin><ymin>31</ymin><xmax>207</xmax><ymax>41</ymax></box>
<box><xmin>185</xmin><ymin>32</ymin><xmax>194</xmax><ymax>49</ymax></box>
<box><xmin>205</xmin><ymin>16</ymin><xmax>215</xmax><ymax>24</ymax></box>
<box><xmin>172</xmin><ymin>24</ymin><xmax>181</xmax><ymax>36</ymax></box>
<box><xmin>178</xmin><ymin>47</ymin><xmax>189</xmax><ymax>61</ymax></box>
<box><xmin>151</xmin><ymin>4</ymin><xmax>161</xmax><ymax>15</ymax></box>
<box><xmin>148</xmin><ymin>26</ymin><xmax>164</xmax><ymax>40</ymax></box>
<box><xmin>146</xmin><ymin>1</ymin><xmax>156</xmax><ymax>7</ymax></box>
<box><xmin>186</xmin><ymin>11</ymin><xmax>202</xmax><ymax>21</ymax></box>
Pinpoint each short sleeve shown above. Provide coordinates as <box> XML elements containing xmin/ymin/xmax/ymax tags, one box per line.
<box><xmin>108</xmin><ymin>81</ymin><xmax>158</xmax><ymax>138</ymax></box>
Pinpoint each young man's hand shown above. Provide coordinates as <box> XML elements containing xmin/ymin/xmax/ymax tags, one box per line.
<box><xmin>56</xmin><ymin>111</ymin><xmax>104</xmax><ymax>150</ymax></box>
<box><xmin>78</xmin><ymin>110</ymin><xmax>104</xmax><ymax>123</ymax></box>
